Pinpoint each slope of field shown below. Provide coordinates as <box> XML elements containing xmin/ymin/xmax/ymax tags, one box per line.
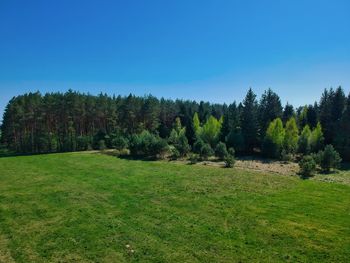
<box><xmin>0</xmin><ymin>152</ymin><xmax>349</xmax><ymax>262</ymax></box>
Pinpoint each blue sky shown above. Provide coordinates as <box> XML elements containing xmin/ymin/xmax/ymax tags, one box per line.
<box><xmin>1</xmin><ymin>0</ymin><xmax>350</xmax><ymax>119</ymax></box>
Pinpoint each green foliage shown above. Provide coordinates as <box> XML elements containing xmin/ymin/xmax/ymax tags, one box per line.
<box><xmin>220</xmin><ymin>102</ymin><xmax>241</xmax><ymax>142</ymax></box>
<box><xmin>193</xmin><ymin>112</ymin><xmax>201</xmax><ymax>136</ymax></box>
<box><xmin>98</xmin><ymin>140</ymin><xmax>106</xmax><ymax>150</ymax></box>
<box><xmin>298</xmin><ymin>125</ymin><xmax>311</xmax><ymax>154</ymax></box>
<box><xmin>129</xmin><ymin>131</ymin><xmax>168</xmax><ymax>158</ymax></box>
<box><xmin>283</xmin><ymin>117</ymin><xmax>299</xmax><ymax>154</ymax></box>
<box><xmin>317</xmin><ymin>145</ymin><xmax>342</xmax><ymax>172</ymax></box>
<box><xmin>193</xmin><ymin>138</ymin><xmax>206</xmax><ymax>154</ymax></box>
<box><xmin>281</xmin><ymin>149</ymin><xmax>293</xmax><ymax>162</ymax></box>
<box><xmin>228</xmin><ymin>147</ymin><xmax>235</xmax><ymax>157</ymax></box>
<box><xmin>334</xmin><ymin>95</ymin><xmax>350</xmax><ymax>161</ymax></box>
<box><xmin>258</xmin><ymin>88</ymin><xmax>283</xmax><ymax>138</ymax></box>
<box><xmin>112</xmin><ymin>135</ymin><xmax>129</xmax><ymax>150</ymax></box>
<box><xmin>282</xmin><ymin>103</ymin><xmax>295</xmax><ymax>123</ymax></box>
<box><xmin>241</xmin><ymin>88</ymin><xmax>259</xmax><ymax>153</ymax></box>
<box><xmin>188</xmin><ymin>153</ymin><xmax>199</xmax><ymax>164</ymax></box>
<box><xmin>309</xmin><ymin>122</ymin><xmax>324</xmax><ymax>152</ymax></box>
<box><xmin>76</xmin><ymin>136</ymin><xmax>92</xmax><ymax>151</ymax></box>
<box><xmin>262</xmin><ymin>118</ymin><xmax>285</xmax><ymax>158</ymax></box>
<box><xmin>224</xmin><ymin>154</ymin><xmax>235</xmax><ymax>168</ymax></box>
<box><xmin>168</xmin><ymin>118</ymin><xmax>190</xmax><ymax>157</ymax></box>
<box><xmin>199</xmin><ymin>115</ymin><xmax>222</xmax><ymax>147</ymax></box>
<box><xmin>199</xmin><ymin>143</ymin><xmax>214</xmax><ymax>160</ymax></box>
<box><xmin>215</xmin><ymin>142</ymin><xmax>228</xmax><ymax>160</ymax></box>
<box><xmin>225</xmin><ymin>129</ymin><xmax>245</xmax><ymax>154</ymax></box>
<box><xmin>299</xmin><ymin>155</ymin><xmax>317</xmax><ymax>177</ymax></box>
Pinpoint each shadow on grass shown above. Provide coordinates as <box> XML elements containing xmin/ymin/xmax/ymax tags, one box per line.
<box><xmin>96</xmin><ymin>150</ymin><xmax>161</xmax><ymax>162</ymax></box>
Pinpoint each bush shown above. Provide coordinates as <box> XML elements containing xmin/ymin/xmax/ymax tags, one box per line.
<box><xmin>98</xmin><ymin>140</ymin><xmax>106</xmax><ymax>150</ymax></box>
<box><xmin>193</xmin><ymin>138</ymin><xmax>205</xmax><ymax>154</ymax></box>
<box><xmin>76</xmin><ymin>136</ymin><xmax>91</xmax><ymax>151</ymax></box>
<box><xmin>228</xmin><ymin>147</ymin><xmax>235</xmax><ymax>157</ymax></box>
<box><xmin>317</xmin><ymin>145</ymin><xmax>342</xmax><ymax>172</ymax></box>
<box><xmin>215</xmin><ymin>142</ymin><xmax>228</xmax><ymax>160</ymax></box>
<box><xmin>224</xmin><ymin>154</ymin><xmax>235</xmax><ymax>168</ymax></box>
<box><xmin>281</xmin><ymin>149</ymin><xmax>293</xmax><ymax>162</ymax></box>
<box><xmin>299</xmin><ymin>155</ymin><xmax>317</xmax><ymax>177</ymax></box>
<box><xmin>200</xmin><ymin>143</ymin><xmax>214</xmax><ymax>160</ymax></box>
<box><xmin>174</xmin><ymin>133</ymin><xmax>191</xmax><ymax>157</ymax></box>
<box><xmin>129</xmin><ymin>131</ymin><xmax>169</xmax><ymax>158</ymax></box>
<box><xmin>170</xmin><ymin>147</ymin><xmax>181</xmax><ymax>160</ymax></box>
<box><xmin>189</xmin><ymin>153</ymin><xmax>199</xmax><ymax>164</ymax></box>
<box><xmin>112</xmin><ymin>136</ymin><xmax>129</xmax><ymax>150</ymax></box>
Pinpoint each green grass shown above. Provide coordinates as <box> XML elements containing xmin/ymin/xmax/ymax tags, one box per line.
<box><xmin>0</xmin><ymin>152</ymin><xmax>349</xmax><ymax>262</ymax></box>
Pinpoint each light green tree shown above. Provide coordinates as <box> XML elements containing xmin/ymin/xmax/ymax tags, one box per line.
<box><xmin>283</xmin><ymin>117</ymin><xmax>299</xmax><ymax>154</ymax></box>
<box><xmin>309</xmin><ymin>122</ymin><xmax>324</xmax><ymax>152</ymax></box>
<box><xmin>262</xmin><ymin>118</ymin><xmax>285</xmax><ymax>158</ymax></box>
<box><xmin>298</xmin><ymin>125</ymin><xmax>311</xmax><ymax>154</ymax></box>
<box><xmin>193</xmin><ymin>112</ymin><xmax>201</xmax><ymax>137</ymax></box>
<box><xmin>200</xmin><ymin>115</ymin><xmax>222</xmax><ymax>147</ymax></box>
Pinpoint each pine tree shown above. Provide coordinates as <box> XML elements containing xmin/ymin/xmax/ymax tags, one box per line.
<box><xmin>334</xmin><ymin>94</ymin><xmax>350</xmax><ymax>161</ymax></box>
<box><xmin>241</xmin><ymin>88</ymin><xmax>259</xmax><ymax>153</ymax></box>
<box><xmin>258</xmin><ymin>88</ymin><xmax>283</xmax><ymax>138</ymax></box>
<box><xmin>282</xmin><ymin>103</ymin><xmax>295</xmax><ymax>123</ymax></box>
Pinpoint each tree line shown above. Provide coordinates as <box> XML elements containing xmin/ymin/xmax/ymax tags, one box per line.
<box><xmin>1</xmin><ymin>87</ymin><xmax>350</xmax><ymax>162</ymax></box>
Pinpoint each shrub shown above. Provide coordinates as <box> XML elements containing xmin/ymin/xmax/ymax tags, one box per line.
<box><xmin>170</xmin><ymin>147</ymin><xmax>180</xmax><ymax>160</ymax></box>
<box><xmin>317</xmin><ymin>145</ymin><xmax>342</xmax><ymax>172</ymax></box>
<box><xmin>76</xmin><ymin>136</ymin><xmax>91</xmax><ymax>151</ymax></box>
<box><xmin>228</xmin><ymin>147</ymin><xmax>235</xmax><ymax>157</ymax></box>
<box><xmin>299</xmin><ymin>155</ymin><xmax>317</xmax><ymax>177</ymax></box>
<box><xmin>98</xmin><ymin>140</ymin><xmax>106</xmax><ymax>150</ymax></box>
<box><xmin>200</xmin><ymin>143</ymin><xmax>214</xmax><ymax>160</ymax></box>
<box><xmin>189</xmin><ymin>153</ymin><xmax>199</xmax><ymax>164</ymax></box>
<box><xmin>215</xmin><ymin>142</ymin><xmax>228</xmax><ymax>160</ymax></box>
<box><xmin>281</xmin><ymin>149</ymin><xmax>293</xmax><ymax>162</ymax></box>
<box><xmin>129</xmin><ymin>131</ymin><xmax>169</xmax><ymax>158</ymax></box>
<box><xmin>175</xmin><ymin>133</ymin><xmax>191</xmax><ymax>157</ymax></box>
<box><xmin>224</xmin><ymin>154</ymin><xmax>235</xmax><ymax>168</ymax></box>
<box><xmin>112</xmin><ymin>136</ymin><xmax>129</xmax><ymax>150</ymax></box>
<box><xmin>193</xmin><ymin>138</ymin><xmax>206</xmax><ymax>154</ymax></box>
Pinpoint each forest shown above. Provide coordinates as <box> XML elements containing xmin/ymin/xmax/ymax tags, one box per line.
<box><xmin>1</xmin><ymin>87</ymin><xmax>350</xmax><ymax>166</ymax></box>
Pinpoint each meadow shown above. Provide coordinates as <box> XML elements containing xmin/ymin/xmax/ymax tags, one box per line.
<box><xmin>0</xmin><ymin>152</ymin><xmax>349</xmax><ymax>262</ymax></box>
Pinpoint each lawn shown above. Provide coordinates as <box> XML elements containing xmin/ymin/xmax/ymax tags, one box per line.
<box><xmin>0</xmin><ymin>152</ymin><xmax>349</xmax><ymax>262</ymax></box>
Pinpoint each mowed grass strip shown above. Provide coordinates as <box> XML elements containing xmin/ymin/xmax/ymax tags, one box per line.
<box><xmin>0</xmin><ymin>152</ymin><xmax>349</xmax><ymax>262</ymax></box>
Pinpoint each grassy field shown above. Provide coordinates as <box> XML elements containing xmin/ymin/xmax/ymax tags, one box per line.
<box><xmin>0</xmin><ymin>152</ymin><xmax>349</xmax><ymax>262</ymax></box>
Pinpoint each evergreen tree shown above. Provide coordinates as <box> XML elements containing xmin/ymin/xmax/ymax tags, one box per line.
<box><xmin>220</xmin><ymin>102</ymin><xmax>240</xmax><ymax>141</ymax></box>
<box><xmin>241</xmin><ymin>88</ymin><xmax>259</xmax><ymax>153</ymax></box>
<box><xmin>258</xmin><ymin>88</ymin><xmax>283</xmax><ymax>138</ymax></box>
<box><xmin>334</xmin><ymin>94</ymin><xmax>350</xmax><ymax>161</ymax></box>
<box><xmin>282</xmin><ymin>103</ymin><xmax>295</xmax><ymax>123</ymax></box>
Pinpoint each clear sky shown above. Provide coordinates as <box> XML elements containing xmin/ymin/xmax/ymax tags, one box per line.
<box><xmin>1</xmin><ymin>0</ymin><xmax>350</xmax><ymax>119</ymax></box>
